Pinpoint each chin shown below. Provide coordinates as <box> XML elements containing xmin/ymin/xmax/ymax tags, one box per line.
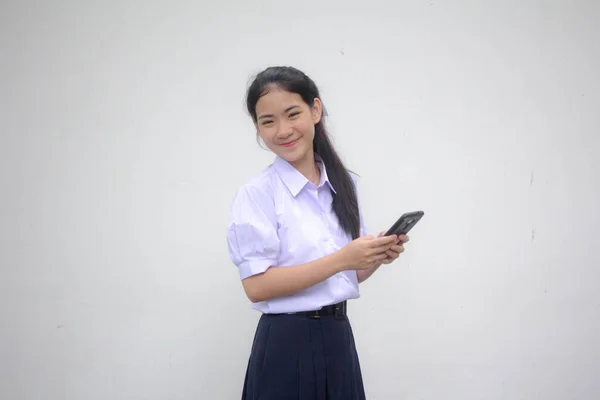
<box><xmin>278</xmin><ymin>146</ymin><xmax>311</xmax><ymax>164</ymax></box>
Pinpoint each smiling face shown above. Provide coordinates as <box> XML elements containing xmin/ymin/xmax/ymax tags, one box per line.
<box><xmin>254</xmin><ymin>86</ymin><xmax>323</xmax><ymax>165</ymax></box>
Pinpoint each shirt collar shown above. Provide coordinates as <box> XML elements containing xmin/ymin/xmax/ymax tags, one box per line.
<box><xmin>273</xmin><ymin>154</ymin><xmax>337</xmax><ymax>197</ymax></box>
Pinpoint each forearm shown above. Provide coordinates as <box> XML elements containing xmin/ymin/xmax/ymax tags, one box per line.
<box><xmin>356</xmin><ymin>263</ymin><xmax>382</xmax><ymax>283</ymax></box>
<box><xmin>242</xmin><ymin>252</ymin><xmax>346</xmax><ymax>303</ymax></box>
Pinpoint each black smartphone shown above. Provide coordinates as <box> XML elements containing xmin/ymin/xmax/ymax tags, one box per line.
<box><xmin>384</xmin><ymin>211</ymin><xmax>424</xmax><ymax>236</ymax></box>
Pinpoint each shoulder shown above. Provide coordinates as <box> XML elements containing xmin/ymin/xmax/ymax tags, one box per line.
<box><xmin>229</xmin><ymin>163</ymin><xmax>279</xmax><ymax>218</ymax></box>
<box><xmin>226</xmin><ymin>164</ymin><xmax>282</xmax><ymax>277</ymax></box>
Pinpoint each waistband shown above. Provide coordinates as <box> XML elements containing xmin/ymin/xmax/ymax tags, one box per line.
<box><xmin>276</xmin><ymin>301</ymin><xmax>347</xmax><ymax>319</ymax></box>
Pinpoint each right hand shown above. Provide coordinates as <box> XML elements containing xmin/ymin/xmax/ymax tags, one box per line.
<box><xmin>338</xmin><ymin>235</ymin><xmax>398</xmax><ymax>270</ymax></box>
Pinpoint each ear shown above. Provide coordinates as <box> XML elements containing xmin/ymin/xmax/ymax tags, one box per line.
<box><xmin>311</xmin><ymin>98</ymin><xmax>323</xmax><ymax>124</ymax></box>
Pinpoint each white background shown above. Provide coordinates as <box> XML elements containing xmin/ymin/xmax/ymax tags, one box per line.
<box><xmin>1</xmin><ymin>1</ymin><xmax>599</xmax><ymax>399</ymax></box>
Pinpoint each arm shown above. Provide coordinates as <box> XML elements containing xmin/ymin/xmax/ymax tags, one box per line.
<box><xmin>243</xmin><ymin>236</ymin><xmax>396</xmax><ymax>302</ymax></box>
<box><xmin>353</xmin><ymin>173</ymin><xmax>381</xmax><ymax>284</ymax></box>
<box><xmin>242</xmin><ymin>251</ymin><xmax>346</xmax><ymax>303</ymax></box>
<box><xmin>226</xmin><ymin>184</ymin><xmax>396</xmax><ymax>301</ymax></box>
<box><xmin>227</xmin><ymin>184</ymin><xmax>350</xmax><ymax>302</ymax></box>
<box><xmin>356</xmin><ymin>263</ymin><xmax>382</xmax><ymax>283</ymax></box>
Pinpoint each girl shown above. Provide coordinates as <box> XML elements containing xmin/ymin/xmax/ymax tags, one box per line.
<box><xmin>226</xmin><ymin>66</ymin><xmax>409</xmax><ymax>400</ymax></box>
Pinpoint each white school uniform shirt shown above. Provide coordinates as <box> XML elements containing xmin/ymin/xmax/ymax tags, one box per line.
<box><xmin>226</xmin><ymin>155</ymin><xmax>368</xmax><ymax>314</ymax></box>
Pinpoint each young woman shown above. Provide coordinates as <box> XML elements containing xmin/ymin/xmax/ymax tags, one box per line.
<box><xmin>226</xmin><ymin>66</ymin><xmax>409</xmax><ymax>400</ymax></box>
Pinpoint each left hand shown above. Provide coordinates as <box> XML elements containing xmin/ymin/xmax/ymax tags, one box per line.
<box><xmin>377</xmin><ymin>232</ymin><xmax>409</xmax><ymax>264</ymax></box>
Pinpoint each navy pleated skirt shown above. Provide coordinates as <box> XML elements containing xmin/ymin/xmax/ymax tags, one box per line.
<box><xmin>241</xmin><ymin>312</ymin><xmax>366</xmax><ymax>400</ymax></box>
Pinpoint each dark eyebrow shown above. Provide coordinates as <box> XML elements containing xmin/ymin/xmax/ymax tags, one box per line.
<box><xmin>258</xmin><ymin>105</ymin><xmax>300</xmax><ymax>120</ymax></box>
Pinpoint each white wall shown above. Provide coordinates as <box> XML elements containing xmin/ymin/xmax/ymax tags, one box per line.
<box><xmin>1</xmin><ymin>1</ymin><xmax>599</xmax><ymax>399</ymax></box>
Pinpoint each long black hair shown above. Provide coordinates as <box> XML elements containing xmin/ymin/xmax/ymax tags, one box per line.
<box><xmin>246</xmin><ymin>66</ymin><xmax>360</xmax><ymax>240</ymax></box>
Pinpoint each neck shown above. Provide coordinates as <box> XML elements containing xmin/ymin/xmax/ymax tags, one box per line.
<box><xmin>291</xmin><ymin>152</ymin><xmax>320</xmax><ymax>186</ymax></box>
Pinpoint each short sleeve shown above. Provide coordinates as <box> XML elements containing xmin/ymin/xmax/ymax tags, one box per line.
<box><xmin>226</xmin><ymin>184</ymin><xmax>280</xmax><ymax>280</ymax></box>
<box><xmin>351</xmin><ymin>173</ymin><xmax>368</xmax><ymax>237</ymax></box>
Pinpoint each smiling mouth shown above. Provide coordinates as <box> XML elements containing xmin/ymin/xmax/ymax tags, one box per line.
<box><xmin>282</xmin><ymin>139</ymin><xmax>298</xmax><ymax>147</ymax></box>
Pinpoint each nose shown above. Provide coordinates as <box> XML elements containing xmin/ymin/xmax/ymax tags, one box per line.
<box><xmin>276</xmin><ymin>120</ymin><xmax>294</xmax><ymax>139</ymax></box>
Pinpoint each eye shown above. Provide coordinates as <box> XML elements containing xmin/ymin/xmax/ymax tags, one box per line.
<box><xmin>289</xmin><ymin>112</ymin><xmax>300</xmax><ymax>118</ymax></box>
<box><xmin>261</xmin><ymin>120</ymin><xmax>274</xmax><ymax>126</ymax></box>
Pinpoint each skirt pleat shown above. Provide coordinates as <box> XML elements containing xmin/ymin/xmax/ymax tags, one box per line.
<box><xmin>241</xmin><ymin>313</ymin><xmax>366</xmax><ymax>400</ymax></box>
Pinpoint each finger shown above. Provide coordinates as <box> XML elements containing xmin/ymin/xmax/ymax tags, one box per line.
<box><xmin>382</xmin><ymin>251</ymin><xmax>396</xmax><ymax>264</ymax></box>
<box><xmin>366</xmin><ymin>254</ymin><xmax>387</xmax><ymax>266</ymax></box>
<box><xmin>381</xmin><ymin>238</ymin><xmax>401</xmax><ymax>250</ymax></box>
<box><xmin>379</xmin><ymin>245</ymin><xmax>403</xmax><ymax>256</ymax></box>
<box><xmin>371</xmin><ymin>235</ymin><xmax>397</xmax><ymax>246</ymax></box>
<box><xmin>372</xmin><ymin>242</ymin><xmax>396</xmax><ymax>254</ymax></box>
<box><xmin>374</xmin><ymin>243</ymin><xmax>402</xmax><ymax>253</ymax></box>
<box><xmin>397</xmin><ymin>235</ymin><xmax>409</xmax><ymax>243</ymax></box>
